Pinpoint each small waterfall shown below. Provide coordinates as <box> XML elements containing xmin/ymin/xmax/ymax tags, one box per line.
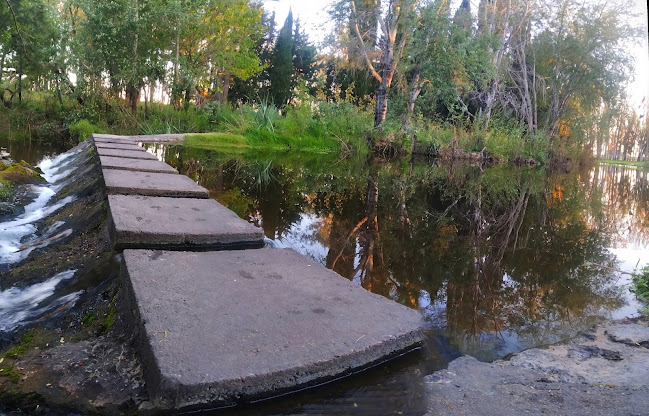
<box><xmin>1</xmin><ymin>144</ymin><xmax>92</xmax><ymax>334</ymax></box>
<box><xmin>0</xmin><ymin>269</ymin><xmax>81</xmax><ymax>332</ymax></box>
<box><xmin>0</xmin><ymin>148</ymin><xmax>83</xmax><ymax>264</ymax></box>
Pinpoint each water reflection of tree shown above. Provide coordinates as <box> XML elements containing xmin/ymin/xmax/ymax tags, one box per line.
<box><xmin>162</xmin><ymin>145</ymin><xmax>639</xmax><ymax>359</ymax></box>
<box><xmin>585</xmin><ymin>165</ymin><xmax>649</xmax><ymax>248</ymax></box>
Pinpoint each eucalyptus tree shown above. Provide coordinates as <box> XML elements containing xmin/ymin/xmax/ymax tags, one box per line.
<box><xmin>474</xmin><ymin>0</ymin><xmax>534</xmax><ymax>128</ymax></box>
<box><xmin>402</xmin><ymin>0</ymin><xmax>491</xmax><ymax>125</ymax></box>
<box><xmin>336</xmin><ymin>0</ymin><xmax>419</xmax><ymax>127</ymax></box>
<box><xmin>532</xmin><ymin>0</ymin><xmax>640</xmax><ymax>143</ymax></box>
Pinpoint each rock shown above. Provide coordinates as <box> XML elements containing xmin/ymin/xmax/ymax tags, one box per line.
<box><xmin>425</xmin><ymin>319</ymin><xmax>649</xmax><ymax>416</ymax></box>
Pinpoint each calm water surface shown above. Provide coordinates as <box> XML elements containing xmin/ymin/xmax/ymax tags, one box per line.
<box><xmin>142</xmin><ymin>144</ymin><xmax>647</xmax><ymax>415</ymax></box>
<box><xmin>3</xmin><ymin>138</ymin><xmax>648</xmax><ymax>415</ymax></box>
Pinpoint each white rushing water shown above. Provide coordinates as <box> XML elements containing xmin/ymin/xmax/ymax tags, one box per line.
<box><xmin>0</xmin><ymin>270</ymin><xmax>81</xmax><ymax>332</ymax></box>
<box><xmin>0</xmin><ymin>149</ymin><xmax>81</xmax><ymax>264</ymax></box>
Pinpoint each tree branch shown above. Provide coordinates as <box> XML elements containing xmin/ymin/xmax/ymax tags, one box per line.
<box><xmin>350</xmin><ymin>0</ymin><xmax>382</xmax><ymax>83</ymax></box>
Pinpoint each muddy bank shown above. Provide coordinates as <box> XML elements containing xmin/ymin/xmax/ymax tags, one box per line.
<box><xmin>425</xmin><ymin>318</ymin><xmax>649</xmax><ymax>416</ymax></box>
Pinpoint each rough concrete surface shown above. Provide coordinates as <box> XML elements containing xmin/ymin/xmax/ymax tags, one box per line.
<box><xmin>102</xmin><ymin>169</ymin><xmax>209</xmax><ymax>198</ymax></box>
<box><xmin>93</xmin><ymin>135</ymin><xmax>140</xmax><ymax>144</ymax></box>
<box><xmin>99</xmin><ymin>156</ymin><xmax>178</xmax><ymax>174</ymax></box>
<box><xmin>108</xmin><ymin>194</ymin><xmax>264</xmax><ymax>249</ymax></box>
<box><xmin>120</xmin><ymin>248</ymin><xmax>423</xmax><ymax>410</ymax></box>
<box><xmin>95</xmin><ymin>142</ymin><xmax>146</xmax><ymax>151</ymax></box>
<box><xmin>426</xmin><ymin>320</ymin><xmax>649</xmax><ymax>416</ymax></box>
<box><xmin>93</xmin><ymin>133</ymin><xmax>184</xmax><ymax>143</ymax></box>
<box><xmin>96</xmin><ymin>147</ymin><xmax>158</xmax><ymax>160</ymax></box>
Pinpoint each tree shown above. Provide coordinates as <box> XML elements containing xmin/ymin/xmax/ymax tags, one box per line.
<box><xmin>203</xmin><ymin>0</ymin><xmax>265</xmax><ymax>103</ymax></box>
<box><xmin>532</xmin><ymin>0</ymin><xmax>640</xmax><ymax>142</ymax></box>
<box><xmin>346</xmin><ymin>0</ymin><xmax>419</xmax><ymax>127</ymax></box>
<box><xmin>292</xmin><ymin>18</ymin><xmax>317</xmax><ymax>94</ymax></box>
<box><xmin>75</xmin><ymin>0</ymin><xmax>170</xmax><ymax>113</ymax></box>
<box><xmin>1</xmin><ymin>0</ymin><xmax>59</xmax><ymax>105</ymax></box>
<box><xmin>268</xmin><ymin>10</ymin><xmax>294</xmax><ymax>107</ymax></box>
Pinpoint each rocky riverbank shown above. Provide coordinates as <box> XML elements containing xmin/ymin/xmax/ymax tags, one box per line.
<box><xmin>425</xmin><ymin>318</ymin><xmax>649</xmax><ymax>416</ymax></box>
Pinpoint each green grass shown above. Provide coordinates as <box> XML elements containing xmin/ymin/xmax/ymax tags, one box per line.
<box><xmin>185</xmin><ymin>133</ymin><xmax>250</xmax><ymax>149</ymax></box>
<box><xmin>3</xmin><ymin>333</ymin><xmax>35</xmax><ymax>359</ymax></box>
<box><xmin>103</xmin><ymin>297</ymin><xmax>117</xmax><ymax>335</ymax></box>
<box><xmin>0</xmin><ymin>178</ymin><xmax>12</xmax><ymax>201</ymax></box>
<box><xmin>596</xmin><ymin>159</ymin><xmax>649</xmax><ymax>168</ymax></box>
<box><xmin>185</xmin><ymin>131</ymin><xmax>342</xmax><ymax>154</ymax></box>
<box><xmin>631</xmin><ymin>264</ymin><xmax>649</xmax><ymax>314</ymax></box>
<box><xmin>0</xmin><ymin>365</ymin><xmax>21</xmax><ymax>383</ymax></box>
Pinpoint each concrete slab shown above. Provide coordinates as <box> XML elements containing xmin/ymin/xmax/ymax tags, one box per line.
<box><xmin>93</xmin><ymin>134</ymin><xmax>140</xmax><ymax>144</ymax></box>
<box><xmin>108</xmin><ymin>195</ymin><xmax>264</xmax><ymax>250</ymax></box>
<box><xmin>96</xmin><ymin>148</ymin><xmax>158</xmax><ymax>160</ymax></box>
<box><xmin>93</xmin><ymin>133</ymin><xmax>184</xmax><ymax>143</ymax></box>
<box><xmin>121</xmin><ymin>248</ymin><xmax>423</xmax><ymax>410</ymax></box>
<box><xmin>95</xmin><ymin>142</ymin><xmax>146</xmax><ymax>151</ymax></box>
<box><xmin>102</xmin><ymin>169</ymin><xmax>209</xmax><ymax>198</ymax></box>
<box><xmin>99</xmin><ymin>156</ymin><xmax>178</xmax><ymax>174</ymax></box>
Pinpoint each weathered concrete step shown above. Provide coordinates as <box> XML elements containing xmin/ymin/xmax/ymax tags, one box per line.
<box><xmin>95</xmin><ymin>142</ymin><xmax>146</xmax><ymax>151</ymax></box>
<box><xmin>93</xmin><ymin>133</ymin><xmax>185</xmax><ymax>143</ymax></box>
<box><xmin>102</xmin><ymin>169</ymin><xmax>209</xmax><ymax>198</ymax></box>
<box><xmin>108</xmin><ymin>195</ymin><xmax>264</xmax><ymax>250</ymax></box>
<box><xmin>97</xmin><ymin>147</ymin><xmax>158</xmax><ymax>160</ymax></box>
<box><xmin>93</xmin><ymin>135</ymin><xmax>140</xmax><ymax>144</ymax></box>
<box><xmin>99</xmin><ymin>156</ymin><xmax>178</xmax><ymax>174</ymax></box>
<box><xmin>120</xmin><ymin>248</ymin><xmax>423</xmax><ymax>410</ymax></box>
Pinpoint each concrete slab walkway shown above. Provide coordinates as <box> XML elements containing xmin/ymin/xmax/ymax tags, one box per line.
<box><xmin>121</xmin><ymin>248</ymin><xmax>423</xmax><ymax>410</ymax></box>
<box><xmin>91</xmin><ymin>133</ymin><xmax>423</xmax><ymax>412</ymax></box>
<box><xmin>96</xmin><ymin>148</ymin><xmax>158</xmax><ymax>160</ymax></box>
<box><xmin>95</xmin><ymin>142</ymin><xmax>146</xmax><ymax>151</ymax></box>
<box><xmin>99</xmin><ymin>156</ymin><xmax>178</xmax><ymax>174</ymax></box>
<box><xmin>109</xmin><ymin>195</ymin><xmax>264</xmax><ymax>250</ymax></box>
<box><xmin>102</xmin><ymin>169</ymin><xmax>209</xmax><ymax>198</ymax></box>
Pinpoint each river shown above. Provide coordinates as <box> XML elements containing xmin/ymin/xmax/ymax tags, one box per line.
<box><xmin>1</xmin><ymin>137</ymin><xmax>647</xmax><ymax>415</ymax></box>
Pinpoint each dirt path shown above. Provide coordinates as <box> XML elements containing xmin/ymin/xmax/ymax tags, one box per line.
<box><xmin>425</xmin><ymin>319</ymin><xmax>649</xmax><ymax>416</ymax></box>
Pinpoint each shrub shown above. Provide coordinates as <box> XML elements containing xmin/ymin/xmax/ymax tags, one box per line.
<box><xmin>68</xmin><ymin>119</ymin><xmax>104</xmax><ymax>142</ymax></box>
<box><xmin>631</xmin><ymin>264</ymin><xmax>649</xmax><ymax>314</ymax></box>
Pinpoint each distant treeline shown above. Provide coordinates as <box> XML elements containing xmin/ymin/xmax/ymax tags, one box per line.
<box><xmin>0</xmin><ymin>0</ymin><xmax>646</xmax><ymax>161</ymax></box>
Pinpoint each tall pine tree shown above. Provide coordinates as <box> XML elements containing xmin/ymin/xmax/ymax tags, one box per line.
<box><xmin>268</xmin><ymin>9</ymin><xmax>294</xmax><ymax>107</ymax></box>
<box><xmin>292</xmin><ymin>18</ymin><xmax>317</xmax><ymax>94</ymax></box>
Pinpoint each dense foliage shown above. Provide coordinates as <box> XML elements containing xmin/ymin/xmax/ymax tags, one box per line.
<box><xmin>0</xmin><ymin>0</ymin><xmax>646</xmax><ymax>162</ymax></box>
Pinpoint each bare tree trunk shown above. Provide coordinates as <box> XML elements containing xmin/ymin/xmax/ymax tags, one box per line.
<box><xmin>374</xmin><ymin>82</ymin><xmax>389</xmax><ymax>127</ymax></box>
<box><xmin>350</xmin><ymin>0</ymin><xmax>418</xmax><ymax>129</ymax></box>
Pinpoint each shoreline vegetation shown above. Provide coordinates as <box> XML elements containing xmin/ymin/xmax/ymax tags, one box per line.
<box><xmin>1</xmin><ymin>0</ymin><xmax>646</xmax><ymax>168</ymax></box>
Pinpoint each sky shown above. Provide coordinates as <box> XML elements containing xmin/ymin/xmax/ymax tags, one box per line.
<box><xmin>262</xmin><ymin>0</ymin><xmax>649</xmax><ymax>109</ymax></box>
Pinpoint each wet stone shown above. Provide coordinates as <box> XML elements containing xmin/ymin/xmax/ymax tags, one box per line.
<box><xmin>99</xmin><ymin>156</ymin><xmax>178</xmax><ymax>174</ymax></box>
<box><xmin>108</xmin><ymin>195</ymin><xmax>264</xmax><ymax>250</ymax></box>
<box><xmin>96</xmin><ymin>147</ymin><xmax>158</xmax><ymax>160</ymax></box>
<box><xmin>120</xmin><ymin>248</ymin><xmax>423</xmax><ymax>410</ymax></box>
<box><xmin>102</xmin><ymin>169</ymin><xmax>208</xmax><ymax>198</ymax></box>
